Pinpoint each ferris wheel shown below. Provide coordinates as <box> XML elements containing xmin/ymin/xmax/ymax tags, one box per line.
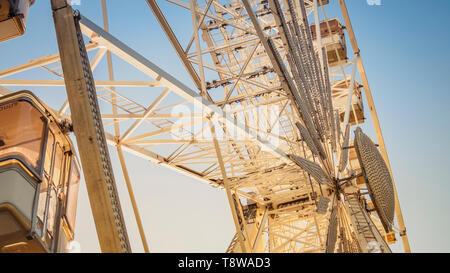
<box><xmin>0</xmin><ymin>0</ymin><xmax>410</xmax><ymax>253</ymax></box>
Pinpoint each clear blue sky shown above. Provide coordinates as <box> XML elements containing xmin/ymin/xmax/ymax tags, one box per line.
<box><xmin>0</xmin><ymin>0</ymin><xmax>449</xmax><ymax>253</ymax></box>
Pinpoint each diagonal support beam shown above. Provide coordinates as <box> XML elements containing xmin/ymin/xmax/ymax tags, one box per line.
<box><xmin>120</xmin><ymin>88</ymin><xmax>171</xmax><ymax>142</ymax></box>
<box><xmin>145</xmin><ymin>0</ymin><xmax>202</xmax><ymax>91</ymax></box>
<box><xmin>78</xmin><ymin>14</ymin><xmax>296</xmax><ymax>166</ymax></box>
<box><xmin>0</xmin><ymin>43</ymin><xmax>98</xmax><ymax>78</ymax></box>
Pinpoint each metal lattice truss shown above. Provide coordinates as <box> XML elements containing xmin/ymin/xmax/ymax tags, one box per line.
<box><xmin>0</xmin><ymin>0</ymin><xmax>409</xmax><ymax>253</ymax></box>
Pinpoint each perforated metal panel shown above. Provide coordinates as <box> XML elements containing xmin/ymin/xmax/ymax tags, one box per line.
<box><xmin>316</xmin><ymin>196</ymin><xmax>330</xmax><ymax>215</ymax></box>
<box><xmin>338</xmin><ymin>124</ymin><xmax>350</xmax><ymax>171</ymax></box>
<box><xmin>296</xmin><ymin>121</ymin><xmax>319</xmax><ymax>156</ymax></box>
<box><xmin>325</xmin><ymin>202</ymin><xmax>338</xmax><ymax>253</ymax></box>
<box><xmin>289</xmin><ymin>154</ymin><xmax>331</xmax><ymax>185</ymax></box>
<box><xmin>354</xmin><ymin>127</ymin><xmax>395</xmax><ymax>232</ymax></box>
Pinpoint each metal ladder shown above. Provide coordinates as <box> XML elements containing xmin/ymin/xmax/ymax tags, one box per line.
<box><xmin>226</xmin><ymin>233</ymin><xmax>240</xmax><ymax>253</ymax></box>
<box><xmin>344</xmin><ymin>193</ymin><xmax>391</xmax><ymax>253</ymax></box>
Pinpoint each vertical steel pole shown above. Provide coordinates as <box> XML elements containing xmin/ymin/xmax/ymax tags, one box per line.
<box><xmin>116</xmin><ymin>145</ymin><xmax>150</xmax><ymax>253</ymax></box>
<box><xmin>51</xmin><ymin>0</ymin><xmax>131</xmax><ymax>252</ymax></box>
<box><xmin>338</xmin><ymin>0</ymin><xmax>411</xmax><ymax>252</ymax></box>
<box><xmin>210</xmin><ymin>120</ymin><xmax>249</xmax><ymax>253</ymax></box>
<box><xmin>101</xmin><ymin>0</ymin><xmax>150</xmax><ymax>253</ymax></box>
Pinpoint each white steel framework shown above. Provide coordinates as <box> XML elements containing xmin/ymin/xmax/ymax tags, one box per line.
<box><xmin>0</xmin><ymin>0</ymin><xmax>409</xmax><ymax>253</ymax></box>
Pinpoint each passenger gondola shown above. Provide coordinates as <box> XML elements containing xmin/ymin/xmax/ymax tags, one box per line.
<box><xmin>0</xmin><ymin>90</ymin><xmax>80</xmax><ymax>253</ymax></box>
